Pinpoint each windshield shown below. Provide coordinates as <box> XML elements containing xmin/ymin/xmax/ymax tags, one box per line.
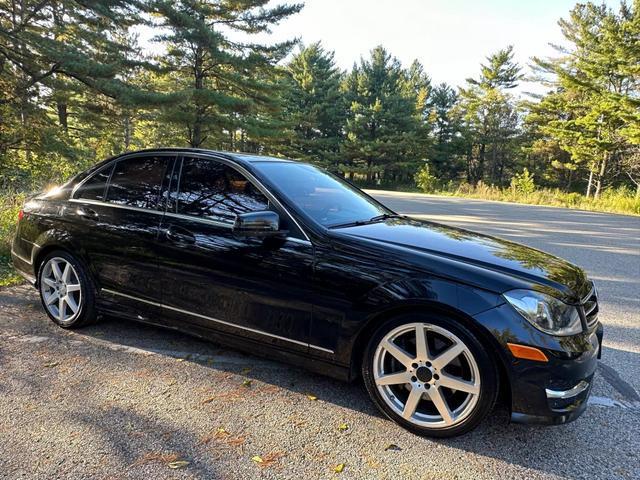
<box><xmin>253</xmin><ymin>162</ymin><xmax>390</xmax><ymax>227</ymax></box>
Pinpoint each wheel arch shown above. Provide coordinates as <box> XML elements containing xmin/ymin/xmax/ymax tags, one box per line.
<box><xmin>348</xmin><ymin>301</ymin><xmax>512</xmax><ymax>405</ymax></box>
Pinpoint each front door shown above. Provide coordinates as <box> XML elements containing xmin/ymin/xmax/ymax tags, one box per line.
<box><xmin>156</xmin><ymin>155</ymin><xmax>315</xmax><ymax>353</ymax></box>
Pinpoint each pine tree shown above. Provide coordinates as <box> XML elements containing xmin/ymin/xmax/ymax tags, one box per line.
<box><xmin>342</xmin><ymin>46</ymin><xmax>422</xmax><ymax>184</ymax></box>
<box><xmin>279</xmin><ymin>42</ymin><xmax>346</xmax><ymax>168</ymax></box>
<box><xmin>149</xmin><ymin>0</ymin><xmax>302</xmax><ymax>148</ymax></box>
<box><xmin>460</xmin><ymin>46</ymin><xmax>522</xmax><ymax>185</ymax></box>
<box><xmin>531</xmin><ymin>1</ymin><xmax>640</xmax><ymax>197</ymax></box>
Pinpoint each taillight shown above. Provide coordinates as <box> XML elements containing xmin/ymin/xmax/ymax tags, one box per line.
<box><xmin>17</xmin><ymin>209</ymin><xmax>24</xmax><ymax>222</ymax></box>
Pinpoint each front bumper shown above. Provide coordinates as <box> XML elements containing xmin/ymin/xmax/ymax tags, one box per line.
<box><xmin>474</xmin><ymin>303</ymin><xmax>603</xmax><ymax>425</ymax></box>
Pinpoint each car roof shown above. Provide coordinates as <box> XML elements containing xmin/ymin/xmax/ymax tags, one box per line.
<box><xmin>120</xmin><ymin>148</ymin><xmax>295</xmax><ymax>167</ymax></box>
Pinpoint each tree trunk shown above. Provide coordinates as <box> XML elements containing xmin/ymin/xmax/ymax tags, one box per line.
<box><xmin>123</xmin><ymin>114</ymin><xmax>132</xmax><ymax>150</ymax></box>
<box><xmin>57</xmin><ymin>102</ymin><xmax>68</xmax><ymax>133</ymax></box>
<box><xmin>594</xmin><ymin>152</ymin><xmax>608</xmax><ymax>199</ymax></box>
<box><xmin>586</xmin><ymin>169</ymin><xmax>594</xmax><ymax>198</ymax></box>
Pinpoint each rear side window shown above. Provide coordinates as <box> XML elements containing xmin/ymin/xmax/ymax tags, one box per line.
<box><xmin>175</xmin><ymin>157</ymin><xmax>269</xmax><ymax>222</ymax></box>
<box><xmin>76</xmin><ymin>165</ymin><xmax>113</xmax><ymax>201</ymax></box>
<box><xmin>106</xmin><ymin>156</ymin><xmax>169</xmax><ymax>209</ymax></box>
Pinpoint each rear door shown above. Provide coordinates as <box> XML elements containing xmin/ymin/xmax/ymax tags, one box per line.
<box><xmin>155</xmin><ymin>155</ymin><xmax>316</xmax><ymax>353</ymax></box>
<box><xmin>67</xmin><ymin>153</ymin><xmax>175</xmax><ymax>320</ymax></box>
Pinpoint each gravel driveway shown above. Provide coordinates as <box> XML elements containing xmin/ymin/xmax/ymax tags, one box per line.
<box><xmin>1</xmin><ymin>195</ymin><xmax>639</xmax><ymax>479</ymax></box>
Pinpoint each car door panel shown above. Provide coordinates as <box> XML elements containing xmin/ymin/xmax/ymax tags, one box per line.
<box><xmin>156</xmin><ymin>155</ymin><xmax>315</xmax><ymax>353</ymax></box>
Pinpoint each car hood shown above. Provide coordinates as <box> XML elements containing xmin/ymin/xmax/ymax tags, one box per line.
<box><xmin>331</xmin><ymin>217</ymin><xmax>591</xmax><ymax>303</ymax></box>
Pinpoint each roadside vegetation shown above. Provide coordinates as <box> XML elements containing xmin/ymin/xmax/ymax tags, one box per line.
<box><xmin>414</xmin><ymin>166</ymin><xmax>640</xmax><ymax>215</ymax></box>
<box><xmin>0</xmin><ymin>0</ymin><xmax>638</xmax><ymax>283</ymax></box>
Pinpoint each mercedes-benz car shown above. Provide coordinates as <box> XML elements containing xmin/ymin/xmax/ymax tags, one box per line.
<box><xmin>11</xmin><ymin>148</ymin><xmax>603</xmax><ymax>437</ymax></box>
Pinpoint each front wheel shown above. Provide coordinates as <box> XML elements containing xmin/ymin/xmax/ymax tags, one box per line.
<box><xmin>362</xmin><ymin>313</ymin><xmax>498</xmax><ymax>437</ymax></box>
<box><xmin>38</xmin><ymin>250</ymin><xmax>97</xmax><ymax>328</ymax></box>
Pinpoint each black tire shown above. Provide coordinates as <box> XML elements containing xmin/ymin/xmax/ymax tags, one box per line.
<box><xmin>37</xmin><ymin>250</ymin><xmax>98</xmax><ymax>328</ymax></box>
<box><xmin>362</xmin><ymin>312</ymin><xmax>498</xmax><ymax>438</ymax></box>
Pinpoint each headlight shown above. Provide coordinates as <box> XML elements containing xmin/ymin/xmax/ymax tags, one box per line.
<box><xmin>503</xmin><ymin>289</ymin><xmax>582</xmax><ymax>336</ymax></box>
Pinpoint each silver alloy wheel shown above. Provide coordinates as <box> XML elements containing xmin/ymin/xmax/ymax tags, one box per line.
<box><xmin>373</xmin><ymin>322</ymin><xmax>480</xmax><ymax>429</ymax></box>
<box><xmin>40</xmin><ymin>257</ymin><xmax>82</xmax><ymax>324</ymax></box>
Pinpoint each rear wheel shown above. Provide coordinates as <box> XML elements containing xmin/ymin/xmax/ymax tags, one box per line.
<box><xmin>38</xmin><ymin>251</ymin><xmax>97</xmax><ymax>328</ymax></box>
<box><xmin>362</xmin><ymin>313</ymin><xmax>498</xmax><ymax>437</ymax></box>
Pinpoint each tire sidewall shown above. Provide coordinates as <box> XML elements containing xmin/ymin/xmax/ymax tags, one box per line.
<box><xmin>37</xmin><ymin>250</ymin><xmax>96</xmax><ymax>328</ymax></box>
<box><xmin>362</xmin><ymin>312</ymin><xmax>498</xmax><ymax>438</ymax></box>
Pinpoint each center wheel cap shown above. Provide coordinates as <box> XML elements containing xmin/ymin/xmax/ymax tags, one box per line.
<box><xmin>415</xmin><ymin>366</ymin><xmax>433</xmax><ymax>383</ymax></box>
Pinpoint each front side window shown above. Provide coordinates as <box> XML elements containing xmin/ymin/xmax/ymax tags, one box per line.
<box><xmin>252</xmin><ymin>162</ymin><xmax>389</xmax><ymax>227</ymax></box>
<box><xmin>76</xmin><ymin>165</ymin><xmax>113</xmax><ymax>201</ymax></box>
<box><xmin>175</xmin><ymin>157</ymin><xmax>269</xmax><ymax>222</ymax></box>
<box><xmin>105</xmin><ymin>156</ymin><xmax>169</xmax><ymax>209</ymax></box>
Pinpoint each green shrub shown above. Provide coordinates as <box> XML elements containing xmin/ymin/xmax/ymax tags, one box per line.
<box><xmin>509</xmin><ymin>168</ymin><xmax>536</xmax><ymax>195</ymax></box>
<box><xmin>414</xmin><ymin>164</ymin><xmax>438</xmax><ymax>193</ymax></box>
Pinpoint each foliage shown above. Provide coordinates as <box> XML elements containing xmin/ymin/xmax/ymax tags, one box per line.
<box><xmin>510</xmin><ymin>168</ymin><xmax>536</xmax><ymax>195</ymax></box>
<box><xmin>415</xmin><ymin>164</ymin><xmax>438</xmax><ymax>193</ymax></box>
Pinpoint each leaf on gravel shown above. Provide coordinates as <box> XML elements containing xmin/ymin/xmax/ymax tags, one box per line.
<box><xmin>241</xmin><ymin>367</ymin><xmax>252</xmax><ymax>375</ymax></box>
<box><xmin>252</xmin><ymin>451</ymin><xmax>284</xmax><ymax>468</ymax></box>
<box><xmin>334</xmin><ymin>463</ymin><xmax>345</xmax><ymax>473</ymax></box>
<box><xmin>338</xmin><ymin>423</ymin><xmax>349</xmax><ymax>431</ymax></box>
<box><xmin>201</xmin><ymin>396</ymin><xmax>216</xmax><ymax>404</ymax></box>
<box><xmin>384</xmin><ymin>443</ymin><xmax>402</xmax><ymax>451</ymax></box>
<box><xmin>227</xmin><ymin>436</ymin><xmax>245</xmax><ymax>447</ymax></box>
<box><xmin>167</xmin><ymin>460</ymin><xmax>189</xmax><ymax>469</ymax></box>
<box><xmin>306</xmin><ymin>394</ymin><xmax>318</xmax><ymax>401</ymax></box>
<box><xmin>176</xmin><ymin>358</ymin><xmax>185</xmax><ymax>362</ymax></box>
<box><xmin>43</xmin><ymin>361</ymin><xmax>59</xmax><ymax>368</ymax></box>
<box><xmin>242</xmin><ymin>379</ymin><xmax>252</xmax><ymax>387</ymax></box>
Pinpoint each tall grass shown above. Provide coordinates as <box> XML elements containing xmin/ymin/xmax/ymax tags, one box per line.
<box><xmin>0</xmin><ymin>191</ymin><xmax>27</xmax><ymax>286</ymax></box>
<box><xmin>442</xmin><ymin>182</ymin><xmax>640</xmax><ymax>215</ymax></box>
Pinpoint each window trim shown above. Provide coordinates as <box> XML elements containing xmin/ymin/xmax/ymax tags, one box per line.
<box><xmin>173</xmin><ymin>153</ymin><xmax>311</xmax><ymax>242</ymax></box>
<box><xmin>70</xmin><ymin>151</ymin><xmax>311</xmax><ymax>243</ymax></box>
<box><xmin>71</xmin><ymin>152</ymin><xmax>177</xmax><ymax>208</ymax></box>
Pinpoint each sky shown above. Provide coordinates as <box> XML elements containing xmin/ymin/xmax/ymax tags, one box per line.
<box><xmin>247</xmin><ymin>0</ymin><xmax>621</xmax><ymax>96</ymax></box>
<box><xmin>138</xmin><ymin>0</ymin><xmax>621</xmax><ymax>96</ymax></box>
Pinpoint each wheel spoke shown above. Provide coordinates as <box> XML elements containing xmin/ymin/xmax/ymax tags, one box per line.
<box><xmin>65</xmin><ymin>295</ymin><xmax>79</xmax><ymax>313</ymax></box>
<box><xmin>439</xmin><ymin>374</ymin><xmax>480</xmax><ymax>395</ymax></box>
<box><xmin>43</xmin><ymin>278</ymin><xmax>56</xmax><ymax>288</ymax></box>
<box><xmin>50</xmin><ymin>260</ymin><xmax>63</xmax><ymax>280</ymax></box>
<box><xmin>383</xmin><ymin>339</ymin><xmax>414</xmax><ymax>368</ymax></box>
<box><xmin>45</xmin><ymin>291</ymin><xmax>58</xmax><ymax>305</ymax></box>
<box><xmin>432</xmin><ymin>342</ymin><xmax>465</xmax><ymax>369</ymax></box>
<box><xmin>61</xmin><ymin>262</ymin><xmax>71</xmax><ymax>283</ymax></box>
<box><xmin>375</xmin><ymin>371</ymin><xmax>411</xmax><ymax>386</ymax></box>
<box><xmin>428</xmin><ymin>387</ymin><xmax>454</xmax><ymax>425</ymax></box>
<box><xmin>58</xmin><ymin>297</ymin><xmax>65</xmax><ymax>320</ymax></box>
<box><xmin>402</xmin><ymin>386</ymin><xmax>423</xmax><ymax>420</ymax></box>
<box><xmin>415</xmin><ymin>324</ymin><xmax>429</xmax><ymax>361</ymax></box>
<box><xmin>66</xmin><ymin>283</ymin><xmax>81</xmax><ymax>292</ymax></box>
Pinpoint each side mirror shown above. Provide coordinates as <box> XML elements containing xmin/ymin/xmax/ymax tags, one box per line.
<box><xmin>232</xmin><ymin>211</ymin><xmax>286</xmax><ymax>238</ymax></box>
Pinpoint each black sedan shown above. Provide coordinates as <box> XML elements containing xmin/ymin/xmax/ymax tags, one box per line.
<box><xmin>11</xmin><ymin>148</ymin><xmax>603</xmax><ymax>437</ymax></box>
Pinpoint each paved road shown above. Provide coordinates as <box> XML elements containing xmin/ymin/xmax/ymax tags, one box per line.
<box><xmin>1</xmin><ymin>194</ymin><xmax>639</xmax><ymax>479</ymax></box>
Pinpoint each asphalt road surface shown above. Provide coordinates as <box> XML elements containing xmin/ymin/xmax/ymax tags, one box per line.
<box><xmin>1</xmin><ymin>193</ymin><xmax>639</xmax><ymax>479</ymax></box>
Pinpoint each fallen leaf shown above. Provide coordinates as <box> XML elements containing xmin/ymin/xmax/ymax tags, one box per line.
<box><xmin>227</xmin><ymin>436</ymin><xmax>245</xmax><ymax>447</ymax></box>
<box><xmin>252</xmin><ymin>451</ymin><xmax>285</xmax><ymax>468</ymax></box>
<box><xmin>384</xmin><ymin>443</ymin><xmax>402</xmax><ymax>451</ymax></box>
<box><xmin>43</xmin><ymin>361</ymin><xmax>59</xmax><ymax>368</ymax></box>
<box><xmin>334</xmin><ymin>463</ymin><xmax>345</xmax><ymax>473</ymax></box>
<box><xmin>242</xmin><ymin>379</ymin><xmax>252</xmax><ymax>387</ymax></box>
<box><xmin>201</xmin><ymin>396</ymin><xmax>216</xmax><ymax>404</ymax></box>
<box><xmin>241</xmin><ymin>367</ymin><xmax>251</xmax><ymax>375</ymax></box>
<box><xmin>306</xmin><ymin>394</ymin><xmax>318</xmax><ymax>401</ymax></box>
<box><xmin>167</xmin><ymin>460</ymin><xmax>189</xmax><ymax>469</ymax></box>
<box><xmin>338</xmin><ymin>423</ymin><xmax>349</xmax><ymax>431</ymax></box>
<box><xmin>176</xmin><ymin>358</ymin><xmax>185</xmax><ymax>362</ymax></box>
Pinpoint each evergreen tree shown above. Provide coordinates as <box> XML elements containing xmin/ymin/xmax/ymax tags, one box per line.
<box><xmin>531</xmin><ymin>1</ymin><xmax>639</xmax><ymax>197</ymax></box>
<box><xmin>280</xmin><ymin>42</ymin><xmax>346</xmax><ymax>168</ymax></box>
<box><xmin>460</xmin><ymin>46</ymin><xmax>522</xmax><ymax>185</ymax></box>
<box><xmin>342</xmin><ymin>46</ymin><xmax>422</xmax><ymax>184</ymax></box>
<box><xmin>149</xmin><ymin>0</ymin><xmax>302</xmax><ymax>148</ymax></box>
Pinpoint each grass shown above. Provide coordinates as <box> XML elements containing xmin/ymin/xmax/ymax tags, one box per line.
<box><xmin>0</xmin><ymin>191</ymin><xmax>26</xmax><ymax>287</ymax></box>
<box><xmin>436</xmin><ymin>183</ymin><xmax>640</xmax><ymax>216</ymax></box>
